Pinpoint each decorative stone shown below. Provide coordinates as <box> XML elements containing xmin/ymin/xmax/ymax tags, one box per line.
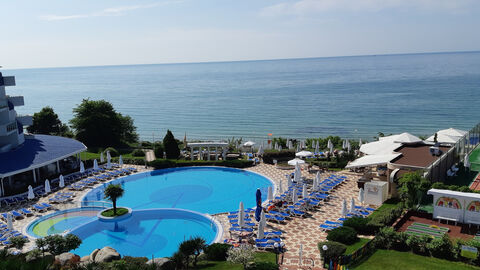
<box><xmin>94</xmin><ymin>246</ymin><xmax>121</xmax><ymax>263</ymax></box>
<box><xmin>146</xmin><ymin>257</ymin><xmax>169</xmax><ymax>267</ymax></box>
<box><xmin>81</xmin><ymin>255</ymin><xmax>90</xmax><ymax>262</ymax></box>
<box><xmin>55</xmin><ymin>252</ymin><xmax>80</xmax><ymax>266</ymax></box>
<box><xmin>90</xmin><ymin>248</ymin><xmax>100</xmax><ymax>261</ymax></box>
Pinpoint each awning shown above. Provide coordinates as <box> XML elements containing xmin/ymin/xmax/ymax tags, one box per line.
<box><xmin>359</xmin><ymin>140</ymin><xmax>402</xmax><ymax>155</ymax></box>
<box><xmin>345</xmin><ymin>153</ymin><xmax>402</xmax><ymax>169</ymax></box>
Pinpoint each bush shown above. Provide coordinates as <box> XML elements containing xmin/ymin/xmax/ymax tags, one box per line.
<box><xmin>131</xmin><ymin>149</ymin><xmax>145</xmax><ymax>157</ymax></box>
<box><xmin>406</xmin><ymin>235</ymin><xmax>431</xmax><ymax>255</ymax></box>
<box><xmin>205</xmin><ymin>243</ymin><xmax>232</xmax><ymax>261</ymax></box>
<box><xmin>104</xmin><ymin>147</ymin><xmax>119</xmax><ymax>157</ymax></box>
<box><xmin>247</xmin><ymin>261</ymin><xmax>278</xmax><ymax>270</ymax></box>
<box><xmin>327</xmin><ymin>226</ymin><xmax>358</xmax><ymax>245</ymax></box>
<box><xmin>318</xmin><ymin>241</ymin><xmax>347</xmax><ymax>261</ymax></box>
<box><xmin>393</xmin><ymin>232</ymin><xmax>409</xmax><ymax>251</ymax></box>
<box><xmin>262</xmin><ymin>150</ymin><xmax>295</xmax><ymax>164</ymax></box>
<box><xmin>343</xmin><ymin>217</ymin><xmax>372</xmax><ymax>235</ymax></box>
<box><xmin>427</xmin><ymin>234</ymin><xmax>454</xmax><ymax>259</ymax></box>
<box><xmin>374</xmin><ymin>227</ymin><xmax>397</xmax><ymax>250</ymax></box>
<box><xmin>431</xmin><ymin>182</ymin><xmax>447</xmax><ymax>189</ymax></box>
<box><xmin>163</xmin><ymin>130</ymin><xmax>180</xmax><ymax>159</ymax></box>
<box><xmin>154</xmin><ymin>143</ymin><xmax>164</xmax><ymax>159</ymax></box>
<box><xmin>367</xmin><ymin>204</ymin><xmax>404</xmax><ymax>231</ymax></box>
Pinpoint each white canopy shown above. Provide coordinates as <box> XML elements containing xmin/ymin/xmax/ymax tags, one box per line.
<box><xmin>243</xmin><ymin>141</ymin><xmax>256</xmax><ymax>147</ymax></box>
<box><xmin>257</xmin><ymin>145</ymin><xmax>264</xmax><ymax>156</ymax></box>
<box><xmin>359</xmin><ymin>139</ymin><xmax>402</xmax><ymax>155</ymax></box>
<box><xmin>288</xmin><ymin>158</ymin><xmax>305</xmax><ymax>165</ymax></box>
<box><xmin>267</xmin><ymin>186</ymin><xmax>273</xmax><ymax>201</ymax></box>
<box><xmin>345</xmin><ymin>153</ymin><xmax>402</xmax><ymax>168</ymax></box>
<box><xmin>257</xmin><ymin>210</ymin><xmax>265</xmax><ymax>239</ymax></box>
<box><xmin>296</xmin><ymin>151</ymin><xmax>314</xmax><ymax>158</ymax></box>
<box><xmin>426</xmin><ymin>133</ymin><xmax>459</xmax><ymax>144</ymax></box>
<box><xmin>393</xmin><ymin>132</ymin><xmax>422</xmax><ymax>144</ymax></box>
<box><xmin>438</xmin><ymin>128</ymin><xmax>467</xmax><ymax>138</ymax></box>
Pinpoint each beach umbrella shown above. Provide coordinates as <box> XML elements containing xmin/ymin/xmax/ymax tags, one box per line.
<box><xmin>358</xmin><ymin>188</ymin><xmax>365</xmax><ymax>205</ymax></box>
<box><xmin>315</xmin><ymin>172</ymin><xmax>321</xmax><ymax>191</ymax></box>
<box><xmin>286</xmin><ymin>174</ymin><xmax>292</xmax><ymax>187</ymax></box>
<box><xmin>59</xmin><ymin>175</ymin><xmax>65</xmax><ymax>188</ymax></box>
<box><xmin>278</xmin><ymin>180</ymin><xmax>284</xmax><ymax>194</ymax></box>
<box><xmin>243</xmin><ymin>141</ymin><xmax>255</xmax><ymax>147</ymax></box>
<box><xmin>100</xmin><ymin>152</ymin><xmax>104</xmax><ymax>163</ymax></box>
<box><xmin>294</xmin><ymin>165</ymin><xmax>302</xmax><ymax>183</ymax></box>
<box><xmin>257</xmin><ymin>210</ymin><xmax>266</xmax><ymax>239</ymax></box>
<box><xmin>359</xmin><ymin>138</ymin><xmax>363</xmax><ymax>147</ymax></box>
<box><xmin>329</xmin><ymin>144</ymin><xmax>334</xmax><ymax>154</ymax></box>
<box><xmin>44</xmin><ymin>179</ymin><xmax>51</xmax><ymax>193</ymax></box>
<box><xmin>315</xmin><ymin>141</ymin><xmax>320</xmax><ymax>154</ymax></box>
<box><xmin>267</xmin><ymin>186</ymin><xmax>273</xmax><ymax>201</ymax></box>
<box><xmin>465</xmin><ymin>154</ymin><xmax>471</xmax><ymax>171</ymax></box>
<box><xmin>327</xmin><ymin>139</ymin><xmax>333</xmax><ymax>149</ymax></box>
<box><xmin>257</xmin><ymin>145</ymin><xmax>264</xmax><ymax>156</ymax></box>
<box><xmin>296</xmin><ymin>151</ymin><xmax>314</xmax><ymax>158</ymax></box>
<box><xmin>93</xmin><ymin>159</ymin><xmax>99</xmax><ymax>170</ymax></box>
<box><xmin>27</xmin><ymin>185</ymin><xmax>35</xmax><ymax>200</ymax></box>
<box><xmin>239</xmin><ymin>202</ymin><xmax>245</xmax><ymax>228</ymax></box>
<box><xmin>293</xmin><ymin>187</ymin><xmax>298</xmax><ymax>204</ymax></box>
<box><xmin>6</xmin><ymin>212</ymin><xmax>13</xmax><ymax>230</ymax></box>
<box><xmin>347</xmin><ymin>141</ymin><xmax>351</xmax><ymax>152</ymax></box>
<box><xmin>350</xmin><ymin>198</ymin><xmax>356</xmax><ymax>213</ymax></box>
<box><xmin>278</xmin><ymin>145</ymin><xmax>282</xmax><ymax>151</ymax></box>
<box><xmin>302</xmin><ymin>183</ymin><xmax>308</xmax><ymax>199</ymax></box>
<box><xmin>255</xmin><ymin>189</ymin><xmax>262</xmax><ymax>222</ymax></box>
<box><xmin>79</xmin><ymin>161</ymin><xmax>85</xmax><ymax>173</ymax></box>
<box><xmin>106</xmin><ymin>151</ymin><xmax>112</xmax><ymax>169</ymax></box>
<box><xmin>119</xmin><ymin>155</ymin><xmax>123</xmax><ymax>166</ymax></box>
<box><xmin>287</xmin><ymin>140</ymin><xmax>293</xmax><ymax>149</ymax></box>
<box><xmin>288</xmin><ymin>158</ymin><xmax>305</xmax><ymax>166</ymax></box>
<box><xmin>342</xmin><ymin>140</ymin><xmax>346</xmax><ymax>149</ymax></box>
<box><xmin>341</xmin><ymin>199</ymin><xmax>347</xmax><ymax>217</ymax></box>
<box><xmin>274</xmin><ymin>143</ymin><xmax>279</xmax><ymax>151</ymax></box>
<box><xmin>299</xmin><ymin>244</ymin><xmax>303</xmax><ymax>266</ymax></box>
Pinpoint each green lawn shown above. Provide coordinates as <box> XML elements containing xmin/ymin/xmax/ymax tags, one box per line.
<box><xmin>368</xmin><ymin>199</ymin><xmax>400</xmax><ymax>219</ymax></box>
<box><xmin>100</xmin><ymin>207</ymin><xmax>129</xmax><ymax>217</ymax></box>
<box><xmin>80</xmin><ymin>151</ymin><xmax>142</xmax><ymax>160</ymax></box>
<box><xmin>344</xmin><ymin>238</ymin><xmax>370</xmax><ymax>255</ymax></box>
<box><xmin>197</xmin><ymin>252</ymin><xmax>276</xmax><ymax>269</ymax></box>
<box><xmin>350</xmin><ymin>249</ymin><xmax>480</xmax><ymax>270</ymax></box>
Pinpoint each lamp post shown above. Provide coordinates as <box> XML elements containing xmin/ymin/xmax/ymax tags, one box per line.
<box><xmin>322</xmin><ymin>244</ymin><xmax>328</xmax><ymax>268</ymax></box>
<box><xmin>274</xmin><ymin>241</ymin><xmax>285</xmax><ymax>265</ymax></box>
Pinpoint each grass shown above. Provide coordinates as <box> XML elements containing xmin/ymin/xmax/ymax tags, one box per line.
<box><xmin>368</xmin><ymin>198</ymin><xmax>400</xmax><ymax>219</ymax></box>
<box><xmin>101</xmin><ymin>207</ymin><xmax>129</xmax><ymax>217</ymax></box>
<box><xmin>80</xmin><ymin>151</ymin><xmax>143</xmax><ymax>160</ymax></box>
<box><xmin>196</xmin><ymin>252</ymin><xmax>276</xmax><ymax>270</ymax></box>
<box><xmin>350</xmin><ymin>249</ymin><xmax>480</xmax><ymax>270</ymax></box>
<box><xmin>344</xmin><ymin>238</ymin><xmax>370</xmax><ymax>255</ymax></box>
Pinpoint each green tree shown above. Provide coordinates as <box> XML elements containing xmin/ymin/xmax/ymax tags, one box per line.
<box><xmin>27</xmin><ymin>106</ymin><xmax>71</xmax><ymax>136</ymax></box>
<box><xmin>179</xmin><ymin>237</ymin><xmax>206</xmax><ymax>268</ymax></box>
<box><xmin>70</xmin><ymin>99</ymin><xmax>138</xmax><ymax>147</ymax></box>
<box><xmin>104</xmin><ymin>184</ymin><xmax>124</xmax><ymax>215</ymax></box>
<box><xmin>163</xmin><ymin>130</ymin><xmax>180</xmax><ymax>159</ymax></box>
<box><xmin>398</xmin><ymin>172</ymin><xmax>431</xmax><ymax>209</ymax></box>
<box><xmin>35</xmin><ymin>238</ymin><xmax>47</xmax><ymax>257</ymax></box>
<box><xmin>43</xmin><ymin>234</ymin><xmax>82</xmax><ymax>256</ymax></box>
<box><xmin>9</xmin><ymin>236</ymin><xmax>28</xmax><ymax>251</ymax></box>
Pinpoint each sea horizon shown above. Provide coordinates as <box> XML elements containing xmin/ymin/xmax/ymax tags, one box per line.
<box><xmin>3</xmin><ymin>50</ymin><xmax>480</xmax><ymax>142</ymax></box>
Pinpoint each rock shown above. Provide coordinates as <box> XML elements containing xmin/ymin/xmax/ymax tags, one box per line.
<box><xmin>55</xmin><ymin>252</ymin><xmax>80</xmax><ymax>266</ymax></box>
<box><xmin>26</xmin><ymin>251</ymin><xmax>54</xmax><ymax>263</ymax></box>
<box><xmin>90</xmin><ymin>248</ymin><xmax>100</xmax><ymax>261</ymax></box>
<box><xmin>94</xmin><ymin>246</ymin><xmax>121</xmax><ymax>263</ymax></box>
<box><xmin>147</xmin><ymin>257</ymin><xmax>169</xmax><ymax>267</ymax></box>
<box><xmin>81</xmin><ymin>255</ymin><xmax>91</xmax><ymax>262</ymax></box>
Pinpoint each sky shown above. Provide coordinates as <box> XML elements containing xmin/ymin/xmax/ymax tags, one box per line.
<box><xmin>1</xmin><ymin>0</ymin><xmax>480</xmax><ymax>69</ymax></box>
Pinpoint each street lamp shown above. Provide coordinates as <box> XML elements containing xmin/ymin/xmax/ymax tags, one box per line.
<box><xmin>274</xmin><ymin>241</ymin><xmax>285</xmax><ymax>265</ymax></box>
<box><xmin>322</xmin><ymin>245</ymin><xmax>328</xmax><ymax>268</ymax></box>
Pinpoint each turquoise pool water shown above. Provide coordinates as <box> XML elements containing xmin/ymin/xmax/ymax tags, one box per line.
<box><xmin>82</xmin><ymin>167</ymin><xmax>273</xmax><ymax>214</ymax></box>
<box><xmin>70</xmin><ymin>209</ymin><xmax>219</xmax><ymax>258</ymax></box>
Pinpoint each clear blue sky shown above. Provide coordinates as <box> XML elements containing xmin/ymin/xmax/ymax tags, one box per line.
<box><xmin>2</xmin><ymin>0</ymin><xmax>480</xmax><ymax>69</ymax></box>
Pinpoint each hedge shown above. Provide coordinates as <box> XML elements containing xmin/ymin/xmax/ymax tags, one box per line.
<box><xmin>204</xmin><ymin>243</ymin><xmax>232</xmax><ymax>261</ymax></box>
<box><xmin>262</xmin><ymin>150</ymin><xmax>295</xmax><ymax>164</ymax></box>
<box><xmin>318</xmin><ymin>241</ymin><xmax>347</xmax><ymax>261</ymax></box>
<box><xmin>367</xmin><ymin>204</ymin><xmax>404</xmax><ymax>232</ymax></box>
<box><xmin>327</xmin><ymin>226</ymin><xmax>358</xmax><ymax>245</ymax></box>
<box><xmin>148</xmin><ymin>159</ymin><xmax>254</xmax><ymax>169</ymax></box>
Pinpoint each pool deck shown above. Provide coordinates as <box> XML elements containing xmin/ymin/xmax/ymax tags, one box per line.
<box><xmin>9</xmin><ymin>163</ymin><xmax>362</xmax><ymax>270</ymax></box>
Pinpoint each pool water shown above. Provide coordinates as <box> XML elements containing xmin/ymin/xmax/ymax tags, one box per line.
<box><xmin>70</xmin><ymin>209</ymin><xmax>219</xmax><ymax>257</ymax></box>
<box><xmin>27</xmin><ymin>207</ymin><xmax>101</xmax><ymax>238</ymax></box>
<box><xmin>82</xmin><ymin>167</ymin><xmax>273</xmax><ymax>214</ymax></box>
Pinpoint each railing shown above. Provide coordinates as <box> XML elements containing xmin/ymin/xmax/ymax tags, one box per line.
<box><xmin>80</xmin><ymin>200</ymin><xmax>113</xmax><ymax>208</ymax></box>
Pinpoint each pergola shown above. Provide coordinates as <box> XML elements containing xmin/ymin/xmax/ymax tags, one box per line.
<box><xmin>187</xmin><ymin>142</ymin><xmax>229</xmax><ymax>161</ymax></box>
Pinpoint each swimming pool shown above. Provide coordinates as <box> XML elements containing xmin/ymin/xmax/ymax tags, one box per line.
<box><xmin>82</xmin><ymin>167</ymin><xmax>274</xmax><ymax>214</ymax></box>
<box><xmin>70</xmin><ymin>209</ymin><xmax>220</xmax><ymax>257</ymax></box>
<box><xmin>26</xmin><ymin>207</ymin><xmax>102</xmax><ymax>238</ymax></box>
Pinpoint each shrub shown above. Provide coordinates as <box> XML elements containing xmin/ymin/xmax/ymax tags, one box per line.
<box><xmin>318</xmin><ymin>241</ymin><xmax>347</xmax><ymax>262</ymax></box>
<box><xmin>9</xmin><ymin>236</ymin><xmax>28</xmax><ymax>250</ymax></box>
<box><xmin>427</xmin><ymin>234</ymin><xmax>454</xmax><ymax>259</ymax></box>
<box><xmin>227</xmin><ymin>244</ymin><xmax>255</xmax><ymax>270</ymax></box>
<box><xmin>447</xmin><ymin>185</ymin><xmax>459</xmax><ymax>191</ymax></box>
<box><xmin>374</xmin><ymin>227</ymin><xmax>397</xmax><ymax>250</ymax></box>
<box><xmin>262</xmin><ymin>150</ymin><xmax>295</xmax><ymax>164</ymax></box>
<box><xmin>367</xmin><ymin>204</ymin><xmax>404</xmax><ymax>231</ymax></box>
<box><xmin>458</xmin><ymin>186</ymin><xmax>472</xmax><ymax>193</ymax></box>
<box><xmin>406</xmin><ymin>235</ymin><xmax>431</xmax><ymax>255</ymax></box>
<box><xmin>326</xmin><ymin>226</ymin><xmax>358</xmax><ymax>245</ymax></box>
<box><xmin>42</xmin><ymin>234</ymin><xmax>82</xmax><ymax>256</ymax></box>
<box><xmin>131</xmin><ymin>149</ymin><xmax>145</xmax><ymax>157</ymax></box>
<box><xmin>154</xmin><ymin>143</ymin><xmax>164</xmax><ymax>159</ymax></box>
<box><xmin>205</xmin><ymin>243</ymin><xmax>232</xmax><ymax>261</ymax></box>
<box><xmin>393</xmin><ymin>232</ymin><xmax>409</xmax><ymax>251</ymax></box>
<box><xmin>431</xmin><ymin>182</ymin><xmax>447</xmax><ymax>189</ymax></box>
<box><xmin>104</xmin><ymin>147</ymin><xmax>119</xmax><ymax>157</ymax></box>
<box><xmin>343</xmin><ymin>217</ymin><xmax>371</xmax><ymax>235</ymax></box>
<box><xmin>163</xmin><ymin>130</ymin><xmax>180</xmax><ymax>159</ymax></box>
<box><xmin>247</xmin><ymin>261</ymin><xmax>278</xmax><ymax>270</ymax></box>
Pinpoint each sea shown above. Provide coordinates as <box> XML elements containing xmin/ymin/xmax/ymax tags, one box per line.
<box><xmin>4</xmin><ymin>51</ymin><xmax>480</xmax><ymax>143</ymax></box>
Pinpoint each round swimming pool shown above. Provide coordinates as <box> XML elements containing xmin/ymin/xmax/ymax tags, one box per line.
<box><xmin>82</xmin><ymin>167</ymin><xmax>273</xmax><ymax>214</ymax></box>
<box><xmin>26</xmin><ymin>207</ymin><xmax>102</xmax><ymax>238</ymax></box>
<box><xmin>70</xmin><ymin>209</ymin><xmax>220</xmax><ymax>258</ymax></box>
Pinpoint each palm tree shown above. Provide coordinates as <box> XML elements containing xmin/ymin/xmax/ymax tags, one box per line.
<box><xmin>104</xmin><ymin>184</ymin><xmax>124</xmax><ymax>215</ymax></box>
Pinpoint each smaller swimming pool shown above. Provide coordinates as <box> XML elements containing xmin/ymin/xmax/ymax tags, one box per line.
<box><xmin>26</xmin><ymin>207</ymin><xmax>103</xmax><ymax>238</ymax></box>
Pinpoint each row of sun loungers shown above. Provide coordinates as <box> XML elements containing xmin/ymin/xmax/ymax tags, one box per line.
<box><xmin>0</xmin><ymin>222</ymin><xmax>29</xmax><ymax>246</ymax></box>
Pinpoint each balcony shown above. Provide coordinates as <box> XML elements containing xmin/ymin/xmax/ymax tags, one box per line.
<box><xmin>17</xmin><ymin>115</ymin><xmax>33</xmax><ymax>126</ymax></box>
<box><xmin>0</xmin><ymin>121</ymin><xmax>17</xmax><ymax>136</ymax></box>
<box><xmin>1</xmin><ymin>76</ymin><xmax>15</xmax><ymax>87</ymax></box>
<box><xmin>7</xmin><ymin>96</ymin><xmax>24</xmax><ymax>107</ymax></box>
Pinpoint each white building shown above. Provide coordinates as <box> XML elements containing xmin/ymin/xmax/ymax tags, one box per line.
<box><xmin>0</xmin><ymin>72</ymin><xmax>32</xmax><ymax>152</ymax></box>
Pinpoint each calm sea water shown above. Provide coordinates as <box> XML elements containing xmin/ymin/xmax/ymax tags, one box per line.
<box><xmin>5</xmin><ymin>52</ymin><xmax>480</xmax><ymax>142</ymax></box>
